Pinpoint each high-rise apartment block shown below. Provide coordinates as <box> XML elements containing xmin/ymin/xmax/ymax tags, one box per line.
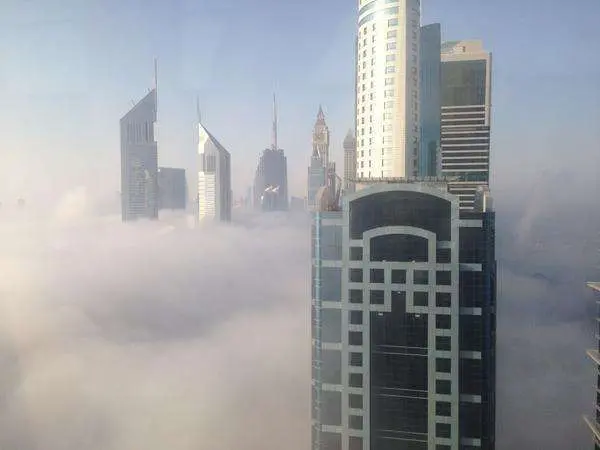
<box><xmin>197</xmin><ymin>122</ymin><xmax>232</xmax><ymax>222</ymax></box>
<box><xmin>311</xmin><ymin>181</ymin><xmax>496</xmax><ymax>450</ymax></box>
<box><xmin>584</xmin><ymin>282</ymin><xmax>600</xmax><ymax>449</ymax></box>
<box><xmin>355</xmin><ymin>0</ymin><xmax>420</xmax><ymax>180</ymax></box>
<box><xmin>419</xmin><ymin>23</ymin><xmax>442</xmax><ymax>178</ymax></box>
<box><xmin>120</xmin><ymin>88</ymin><xmax>158</xmax><ymax>222</ymax></box>
<box><xmin>441</xmin><ymin>41</ymin><xmax>492</xmax><ymax>209</ymax></box>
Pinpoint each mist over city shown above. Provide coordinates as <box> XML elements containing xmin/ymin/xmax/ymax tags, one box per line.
<box><xmin>1</xmin><ymin>0</ymin><xmax>599</xmax><ymax>449</ymax></box>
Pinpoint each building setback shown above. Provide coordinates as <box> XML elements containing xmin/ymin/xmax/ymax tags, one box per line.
<box><xmin>198</xmin><ymin>122</ymin><xmax>232</xmax><ymax>222</ymax></box>
<box><xmin>441</xmin><ymin>40</ymin><xmax>492</xmax><ymax>210</ymax></box>
<box><xmin>355</xmin><ymin>0</ymin><xmax>420</xmax><ymax>179</ymax></box>
<box><xmin>158</xmin><ymin>167</ymin><xmax>187</xmax><ymax>210</ymax></box>
<box><xmin>120</xmin><ymin>88</ymin><xmax>158</xmax><ymax>222</ymax></box>
<box><xmin>311</xmin><ymin>181</ymin><xmax>496</xmax><ymax>450</ymax></box>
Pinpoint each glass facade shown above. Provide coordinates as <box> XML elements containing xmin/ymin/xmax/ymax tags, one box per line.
<box><xmin>311</xmin><ymin>182</ymin><xmax>496</xmax><ymax>450</ymax></box>
<box><xmin>419</xmin><ymin>24</ymin><xmax>442</xmax><ymax>178</ymax></box>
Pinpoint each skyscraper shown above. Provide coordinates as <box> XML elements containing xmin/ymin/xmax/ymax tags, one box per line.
<box><xmin>120</xmin><ymin>88</ymin><xmax>158</xmax><ymax>222</ymax></box>
<box><xmin>419</xmin><ymin>23</ymin><xmax>442</xmax><ymax>178</ymax></box>
<box><xmin>311</xmin><ymin>181</ymin><xmax>496</xmax><ymax>450</ymax></box>
<box><xmin>158</xmin><ymin>167</ymin><xmax>187</xmax><ymax>210</ymax></box>
<box><xmin>308</xmin><ymin>106</ymin><xmax>331</xmax><ymax>211</ymax></box>
<box><xmin>343</xmin><ymin>130</ymin><xmax>357</xmax><ymax>193</ymax></box>
<box><xmin>584</xmin><ymin>281</ymin><xmax>600</xmax><ymax>449</ymax></box>
<box><xmin>355</xmin><ymin>0</ymin><xmax>420</xmax><ymax>180</ymax></box>
<box><xmin>441</xmin><ymin>40</ymin><xmax>492</xmax><ymax>209</ymax></box>
<box><xmin>197</xmin><ymin>119</ymin><xmax>232</xmax><ymax>223</ymax></box>
<box><xmin>253</xmin><ymin>95</ymin><xmax>288</xmax><ymax>211</ymax></box>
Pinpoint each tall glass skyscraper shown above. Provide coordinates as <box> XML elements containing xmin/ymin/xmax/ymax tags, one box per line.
<box><xmin>311</xmin><ymin>181</ymin><xmax>496</xmax><ymax>450</ymax></box>
<box><xmin>441</xmin><ymin>41</ymin><xmax>492</xmax><ymax>210</ymax></box>
<box><xmin>355</xmin><ymin>0</ymin><xmax>421</xmax><ymax>180</ymax></box>
<box><xmin>419</xmin><ymin>23</ymin><xmax>442</xmax><ymax>178</ymax></box>
<box><xmin>120</xmin><ymin>88</ymin><xmax>158</xmax><ymax>222</ymax></box>
<box><xmin>308</xmin><ymin>107</ymin><xmax>331</xmax><ymax>211</ymax></box>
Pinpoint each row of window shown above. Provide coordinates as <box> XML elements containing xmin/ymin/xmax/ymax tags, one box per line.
<box><xmin>349</xmin><ymin>247</ymin><xmax>452</xmax><ymax>263</ymax></box>
<box><xmin>349</xmin><ymin>268</ymin><xmax>452</xmax><ymax>285</ymax></box>
<box><xmin>349</xmin><ymin>289</ymin><xmax>452</xmax><ymax>307</ymax></box>
<box><xmin>348</xmin><ymin>317</ymin><xmax>451</xmax><ymax>348</ymax></box>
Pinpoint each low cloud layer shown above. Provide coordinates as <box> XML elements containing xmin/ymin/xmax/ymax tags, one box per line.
<box><xmin>0</xmin><ymin>175</ymin><xmax>598</xmax><ymax>449</ymax></box>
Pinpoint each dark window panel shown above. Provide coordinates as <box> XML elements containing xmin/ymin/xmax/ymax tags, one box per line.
<box><xmin>370</xmin><ymin>234</ymin><xmax>429</xmax><ymax>262</ymax></box>
<box><xmin>436</xmin><ymin>380</ymin><xmax>451</xmax><ymax>394</ymax></box>
<box><xmin>392</xmin><ymin>269</ymin><xmax>407</xmax><ymax>284</ymax></box>
<box><xmin>348</xmin><ymin>436</ymin><xmax>362</xmax><ymax>450</ymax></box>
<box><xmin>350</xmin><ymin>310</ymin><xmax>363</xmax><ymax>325</ymax></box>
<box><xmin>436</xmin><ymin>358</ymin><xmax>452</xmax><ymax>373</ymax></box>
<box><xmin>370</xmin><ymin>268</ymin><xmax>385</xmax><ymax>283</ymax></box>
<box><xmin>322</xmin><ymin>309</ymin><xmax>342</xmax><ymax>343</ymax></box>
<box><xmin>322</xmin><ymin>350</ymin><xmax>342</xmax><ymax>384</ymax></box>
<box><xmin>350</xmin><ymin>289</ymin><xmax>363</xmax><ymax>304</ymax></box>
<box><xmin>437</xmin><ymin>248</ymin><xmax>451</xmax><ymax>263</ymax></box>
<box><xmin>349</xmin><ymin>268</ymin><xmax>363</xmax><ymax>283</ymax></box>
<box><xmin>350</xmin><ymin>352</ymin><xmax>363</xmax><ymax>367</ymax></box>
<box><xmin>414</xmin><ymin>270</ymin><xmax>429</xmax><ymax>285</ymax></box>
<box><xmin>436</xmin><ymin>401</ymin><xmax>452</xmax><ymax>417</ymax></box>
<box><xmin>321</xmin><ymin>267</ymin><xmax>342</xmax><ymax>301</ymax></box>
<box><xmin>349</xmin><ymin>331</ymin><xmax>363</xmax><ymax>346</ymax></box>
<box><xmin>436</xmin><ymin>271</ymin><xmax>452</xmax><ymax>286</ymax></box>
<box><xmin>349</xmin><ymin>415</ymin><xmax>363</xmax><ymax>430</ymax></box>
<box><xmin>370</xmin><ymin>290</ymin><xmax>385</xmax><ymax>305</ymax></box>
<box><xmin>436</xmin><ymin>336</ymin><xmax>451</xmax><ymax>351</ymax></box>
<box><xmin>413</xmin><ymin>291</ymin><xmax>428</xmax><ymax>306</ymax></box>
<box><xmin>436</xmin><ymin>315</ymin><xmax>452</xmax><ymax>330</ymax></box>
<box><xmin>322</xmin><ymin>391</ymin><xmax>342</xmax><ymax>426</ymax></box>
<box><xmin>349</xmin><ymin>394</ymin><xmax>363</xmax><ymax>409</ymax></box>
<box><xmin>436</xmin><ymin>292</ymin><xmax>452</xmax><ymax>307</ymax></box>
<box><xmin>350</xmin><ymin>247</ymin><xmax>363</xmax><ymax>261</ymax></box>
<box><xmin>349</xmin><ymin>373</ymin><xmax>363</xmax><ymax>388</ymax></box>
<box><xmin>435</xmin><ymin>422</ymin><xmax>451</xmax><ymax>438</ymax></box>
<box><xmin>320</xmin><ymin>432</ymin><xmax>342</xmax><ymax>450</ymax></box>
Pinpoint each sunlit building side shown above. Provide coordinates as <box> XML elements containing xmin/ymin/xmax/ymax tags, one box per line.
<box><xmin>120</xmin><ymin>88</ymin><xmax>158</xmax><ymax>222</ymax></box>
<box><xmin>584</xmin><ymin>282</ymin><xmax>600</xmax><ymax>450</ymax></box>
<box><xmin>198</xmin><ymin>122</ymin><xmax>232</xmax><ymax>222</ymax></box>
<box><xmin>355</xmin><ymin>0</ymin><xmax>420</xmax><ymax>180</ymax></box>
<box><xmin>311</xmin><ymin>180</ymin><xmax>496</xmax><ymax>450</ymax></box>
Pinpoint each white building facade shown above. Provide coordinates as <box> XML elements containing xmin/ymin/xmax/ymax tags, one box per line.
<box><xmin>198</xmin><ymin>123</ymin><xmax>232</xmax><ymax>223</ymax></box>
<box><xmin>356</xmin><ymin>0</ymin><xmax>420</xmax><ymax>180</ymax></box>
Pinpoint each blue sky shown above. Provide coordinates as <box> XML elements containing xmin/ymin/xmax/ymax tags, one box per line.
<box><xmin>0</xmin><ymin>0</ymin><xmax>599</xmax><ymax>207</ymax></box>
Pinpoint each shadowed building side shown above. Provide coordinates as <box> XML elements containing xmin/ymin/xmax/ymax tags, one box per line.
<box><xmin>120</xmin><ymin>88</ymin><xmax>158</xmax><ymax>222</ymax></box>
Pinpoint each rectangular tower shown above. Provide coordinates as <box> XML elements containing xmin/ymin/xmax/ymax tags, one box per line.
<box><xmin>311</xmin><ymin>182</ymin><xmax>496</xmax><ymax>450</ymax></box>
<box><xmin>584</xmin><ymin>282</ymin><xmax>600</xmax><ymax>449</ymax></box>
<box><xmin>355</xmin><ymin>0</ymin><xmax>421</xmax><ymax>180</ymax></box>
<box><xmin>441</xmin><ymin>41</ymin><xmax>492</xmax><ymax>209</ymax></box>
<box><xmin>419</xmin><ymin>23</ymin><xmax>442</xmax><ymax>178</ymax></box>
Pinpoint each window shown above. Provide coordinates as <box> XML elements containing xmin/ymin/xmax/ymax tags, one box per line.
<box><xmin>436</xmin><ymin>423</ymin><xmax>451</xmax><ymax>438</ymax></box>
<box><xmin>349</xmin><ymin>415</ymin><xmax>363</xmax><ymax>430</ymax></box>
<box><xmin>370</xmin><ymin>290</ymin><xmax>384</xmax><ymax>305</ymax></box>
<box><xmin>349</xmin><ymin>394</ymin><xmax>363</xmax><ymax>409</ymax></box>
<box><xmin>349</xmin><ymin>437</ymin><xmax>362</xmax><ymax>450</ymax></box>
<box><xmin>436</xmin><ymin>292</ymin><xmax>451</xmax><ymax>307</ymax></box>
<box><xmin>386</xmin><ymin>42</ymin><xmax>396</xmax><ymax>50</ymax></box>
<box><xmin>349</xmin><ymin>331</ymin><xmax>363</xmax><ymax>346</ymax></box>
<box><xmin>414</xmin><ymin>270</ymin><xmax>429</xmax><ymax>285</ymax></box>
<box><xmin>437</xmin><ymin>248</ymin><xmax>451</xmax><ymax>263</ymax></box>
<box><xmin>370</xmin><ymin>269</ymin><xmax>384</xmax><ymax>283</ymax></box>
<box><xmin>385</xmin><ymin>66</ymin><xmax>395</xmax><ymax>74</ymax></box>
<box><xmin>388</xmin><ymin>18</ymin><xmax>398</xmax><ymax>26</ymax></box>
<box><xmin>436</xmin><ymin>446</ymin><xmax>451</xmax><ymax>450</ymax></box>
<box><xmin>387</xmin><ymin>30</ymin><xmax>397</xmax><ymax>38</ymax></box>
<box><xmin>383</xmin><ymin>124</ymin><xmax>392</xmax><ymax>131</ymax></box>
<box><xmin>436</xmin><ymin>358</ymin><xmax>452</xmax><ymax>373</ymax></box>
<box><xmin>384</xmin><ymin>112</ymin><xmax>393</xmax><ymax>120</ymax></box>
<box><xmin>349</xmin><ymin>289</ymin><xmax>363</xmax><ymax>304</ymax></box>
<box><xmin>392</xmin><ymin>270</ymin><xmax>406</xmax><ymax>284</ymax></box>
<box><xmin>386</xmin><ymin>54</ymin><xmax>396</xmax><ymax>62</ymax></box>
<box><xmin>349</xmin><ymin>269</ymin><xmax>363</xmax><ymax>283</ymax></box>
<box><xmin>436</xmin><ymin>336</ymin><xmax>451</xmax><ymax>351</ymax></box>
<box><xmin>384</xmin><ymin>101</ymin><xmax>394</xmax><ymax>109</ymax></box>
<box><xmin>350</xmin><ymin>310</ymin><xmax>363</xmax><ymax>325</ymax></box>
<box><xmin>436</xmin><ymin>271</ymin><xmax>452</xmax><ymax>286</ymax></box>
<box><xmin>436</xmin><ymin>380</ymin><xmax>451</xmax><ymax>395</ymax></box>
<box><xmin>384</xmin><ymin>77</ymin><xmax>394</xmax><ymax>85</ymax></box>
<box><xmin>413</xmin><ymin>291</ymin><xmax>428</xmax><ymax>307</ymax></box>
<box><xmin>349</xmin><ymin>352</ymin><xmax>363</xmax><ymax>367</ymax></box>
<box><xmin>436</xmin><ymin>402</ymin><xmax>451</xmax><ymax>417</ymax></box>
<box><xmin>436</xmin><ymin>315</ymin><xmax>451</xmax><ymax>330</ymax></box>
<box><xmin>349</xmin><ymin>373</ymin><xmax>363</xmax><ymax>387</ymax></box>
<box><xmin>350</xmin><ymin>247</ymin><xmax>363</xmax><ymax>261</ymax></box>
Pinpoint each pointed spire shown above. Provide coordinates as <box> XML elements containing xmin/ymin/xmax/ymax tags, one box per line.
<box><xmin>317</xmin><ymin>104</ymin><xmax>325</xmax><ymax>121</ymax></box>
<box><xmin>271</xmin><ymin>93</ymin><xmax>278</xmax><ymax>151</ymax></box>
<box><xmin>153</xmin><ymin>57</ymin><xmax>158</xmax><ymax>91</ymax></box>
